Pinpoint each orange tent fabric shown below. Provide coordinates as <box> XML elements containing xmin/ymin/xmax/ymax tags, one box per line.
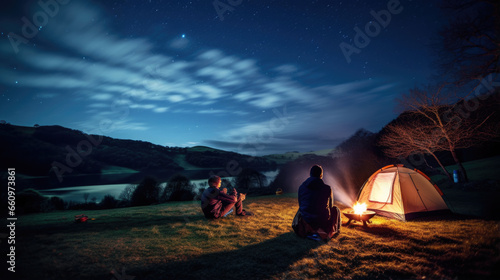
<box><xmin>357</xmin><ymin>165</ymin><xmax>449</xmax><ymax>221</ymax></box>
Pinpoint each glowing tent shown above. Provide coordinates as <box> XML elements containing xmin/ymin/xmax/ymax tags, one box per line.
<box><xmin>357</xmin><ymin>164</ymin><xmax>449</xmax><ymax>221</ymax></box>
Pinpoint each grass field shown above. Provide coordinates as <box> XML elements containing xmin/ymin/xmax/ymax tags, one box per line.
<box><xmin>431</xmin><ymin>155</ymin><xmax>500</xmax><ymax>183</ymax></box>
<box><xmin>430</xmin><ymin>156</ymin><xmax>500</xmax><ymax>218</ymax></box>
<box><xmin>13</xmin><ymin>194</ymin><xmax>500</xmax><ymax>280</ymax></box>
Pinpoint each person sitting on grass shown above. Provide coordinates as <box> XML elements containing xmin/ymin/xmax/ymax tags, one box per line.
<box><xmin>201</xmin><ymin>175</ymin><xmax>252</xmax><ymax>219</ymax></box>
<box><xmin>292</xmin><ymin>165</ymin><xmax>340</xmax><ymax>241</ymax></box>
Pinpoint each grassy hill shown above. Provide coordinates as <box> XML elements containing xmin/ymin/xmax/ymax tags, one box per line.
<box><xmin>264</xmin><ymin>148</ymin><xmax>336</xmax><ymax>165</ymax></box>
<box><xmin>0</xmin><ymin>124</ymin><xmax>277</xmax><ymax>188</ymax></box>
<box><xmin>13</xmin><ymin>194</ymin><xmax>500</xmax><ymax>280</ymax></box>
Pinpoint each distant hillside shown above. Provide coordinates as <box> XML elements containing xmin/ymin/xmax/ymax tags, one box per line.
<box><xmin>0</xmin><ymin>124</ymin><xmax>276</xmax><ymax>183</ymax></box>
<box><xmin>263</xmin><ymin>148</ymin><xmax>336</xmax><ymax>165</ymax></box>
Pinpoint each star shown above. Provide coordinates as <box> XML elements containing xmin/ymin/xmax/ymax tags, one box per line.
<box><xmin>181</xmin><ymin>34</ymin><xmax>186</xmax><ymax>38</ymax></box>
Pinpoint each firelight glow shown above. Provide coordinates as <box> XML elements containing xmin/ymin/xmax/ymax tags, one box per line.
<box><xmin>353</xmin><ymin>202</ymin><xmax>367</xmax><ymax>214</ymax></box>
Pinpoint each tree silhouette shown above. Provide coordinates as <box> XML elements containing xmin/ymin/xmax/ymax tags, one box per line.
<box><xmin>379</xmin><ymin>117</ymin><xmax>452</xmax><ymax>181</ymax></box>
<box><xmin>436</xmin><ymin>0</ymin><xmax>499</xmax><ymax>85</ymax></box>
<box><xmin>100</xmin><ymin>194</ymin><xmax>118</xmax><ymax>209</ymax></box>
<box><xmin>384</xmin><ymin>84</ymin><xmax>497</xmax><ymax>182</ymax></box>
<box><xmin>163</xmin><ymin>174</ymin><xmax>194</xmax><ymax>202</ymax></box>
<box><xmin>83</xmin><ymin>193</ymin><xmax>90</xmax><ymax>204</ymax></box>
<box><xmin>131</xmin><ymin>177</ymin><xmax>160</xmax><ymax>206</ymax></box>
<box><xmin>235</xmin><ymin>168</ymin><xmax>267</xmax><ymax>193</ymax></box>
<box><xmin>119</xmin><ymin>184</ymin><xmax>136</xmax><ymax>203</ymax></box>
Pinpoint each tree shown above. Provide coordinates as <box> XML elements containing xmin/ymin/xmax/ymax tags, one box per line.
<box><xmin>50</xmin><ymin>196</ymin><xmax>65</xmax><ymax>210</ymax></box>
<box><xmin>83</xmin><ymin>193</ymin><xmax>90</xmax><ymax>204</ymax></box>
<box><xmin>131</xmin><ymin>177</ymin><xmax>160</xmax><ymax>206</ymax></box>
<box><xmin>162</xmin><ymin>174</ymin><xmax>194</xmax><ymax>202</ymax></box>
<box><xmin>386</xmin><ymin>84</ymin><xmax>496</xmax><ymax>182</ymax></box>
<box><xmin>100</xmin><ymin>194</ymin><xmax>118</xmax><ymax>209</ymax></box>
<box><xmin>119</xmin><ymin>184</ymin><xmax>136</xmax><ymax>203</ymax></box>
<box><xmin>436</xmin><ymin>0</ymin><xmax>499</xmax><ymax>85</ymax></box>
<box><xmin>17</xmin><ymin>189</ymin><xmax>48</xmax><ymax>214</ymax></box>
<box><xmin>379</xmin><ymin>117</ymin><xmax>453</xmax><ymax>180</ymax></box>
<box><xmin>234</xmin><ymin>168</ymin><xmax>267</xmax><ymax>193</ymax></box>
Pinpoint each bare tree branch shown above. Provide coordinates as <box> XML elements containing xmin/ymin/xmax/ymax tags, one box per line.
<box><xmin>381</xmin><ymin>84</ymin><xmax>499</xmax><ymax>182</ymax></box>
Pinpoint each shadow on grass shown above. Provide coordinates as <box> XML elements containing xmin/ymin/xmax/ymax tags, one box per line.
<box><xmin>17</xmin><ymin>214</ymin><xmax>208</xmax><ymax>236</ymax></box>
<box><xmin>130</xmin><ymin>232</ymin><xmax>322</xmax><ymax>280</ymax></box>
<box><xmin>354</xmin><ymin>224</ymin><xmax>409</xmax><ymax>239</ymax></box>
<box><xmin>355</xmin><ymin>221</ymin><xmax>466</xmax><ymax>252</ymax></box>
<box><xmin>410</xmin><ymin>212</ymin><xmax>483</xmax><ymax>221</ymax></box>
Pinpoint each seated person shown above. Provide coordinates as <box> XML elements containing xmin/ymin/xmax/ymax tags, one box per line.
<box><xmin>293</xmin><ymin>165</ymin><xmax>340</xmax><ymax>241</ymax></box>
<box><xmin>200</xmin><ymin>175</ymin><xmax>251</xmax><ymax>219</ymax></box>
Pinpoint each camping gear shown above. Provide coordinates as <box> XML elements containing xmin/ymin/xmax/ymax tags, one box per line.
<box><xmin>223</xmin><ymin>208</ymin><xmax>234</xmax><ymax>217</ymax></box>
<box><xmin>453</xmin><ymin>170</ymin><xmax>460</xmax><ymax>183</ymax></box>
<box><xmin>74</xmin><ymin>214</ymin><xmax>88</xmax><ymax>223</ymax></box>
<box><xmin>343</xmin><ymin>210</ymin><xmax>376</xmax><ymax>226</ymax></box>
<box><xmin>356</xmin><ymin>164</ymin><xmax>449</xmax><ymax>221</ymax></box>
<box><xmin>306</xmin><ymin>233</ymin><xmax>321</xmax><ymax>241</ymax></box>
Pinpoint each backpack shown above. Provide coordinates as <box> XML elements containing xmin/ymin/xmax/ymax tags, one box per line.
<box><xmin>74</xmin><ymin>214</ymin><xmax>88</xmax><ymax>223</ymax></box>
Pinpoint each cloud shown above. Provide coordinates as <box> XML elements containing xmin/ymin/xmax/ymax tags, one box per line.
<box><xmin>74</xmin><ymin>113</ymin><xmax>150</xmax><ymax>135</ymax></box>
<box><xmin>197</xmin><ymin>109</ymin><xmax>228</xmax><ymax>114</ymax></box>
<box><xmin>0</xmin><ymin>0</ymin><xmax>400</xmax><ymax>154</ymax></box>
<box><xmin>153</xmin><ymin>107</ymin><xmax>169</xmax><ymax>113</ymax></box>
<box><xmin>129</xmin><ymin>104</ymin><xmax>157</xmax><ymax>110</ymax></box>
<box><xmin>196</xmin><ymin>66</ymin><xmax>233</xmax><ymax>80</ymax></box>
<box><xmin>169</xmin><ymin>37</ymin><xmax>190</xmax><ymax>50</ymax></box>
<box><xmin>110</xmin><ymin>121</ymin><xmax>150</xmax><ymax>131</ymax></box>
<box><xmin>233</xmin><ymin>91</ymin><xmax>254</xmax><ymax>102</ymax></box>
<box><xmin>195</xmin><ymin>84</ymin><xmax>224</xmax><ymax>99</ymax></box>
<box><xmin>198</xmin><ymin>49</ymin><xmax>224</xmax><ymax>61</ymax></box>
<box><xmin>231</xmin><ymin>59</ymin><xmax>258</xmax><ymax>75</ymax></box>
<box><xmin>90</xmin><ymin>94</ymin><xmax>114</xmax><ymax>101</ymax></box>
<box><xmin>2</xmin><ymin>1</ymin><xmax>391</xmax><ymax>116</ymax></box>
<box><xmin>88</xmin><ymin>103</ymin><xmax>108</xmax><ymax>108</ymax></box>
<box><xmin>248</xmin><ymin>94</ymin><xmax>283</xmax><ymax>108</ymax></box>
<box><xmin>273</xmin><ymin>64</ymin><xmax>299</xmax><ymax>74</ymax></box>
<box><xmin>205</xmin><ymin>137</ymin><xmax>344</xmax><ymax>156</ymax></box>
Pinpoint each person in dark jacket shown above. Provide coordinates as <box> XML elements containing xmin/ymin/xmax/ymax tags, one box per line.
<box><xmin>295</xmin><ymin>165</ymin><xmax>340</xmax><ymax>240</ymax></box>
<box><xmin>200</xmin><ymin>175</ymin><xmax>250</xmax><ymax>219</ymax></box>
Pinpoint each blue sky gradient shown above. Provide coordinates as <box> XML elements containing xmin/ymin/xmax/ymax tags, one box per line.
<box><xmin>0</xmin><ymin>0</ymin><xmax>446</xmax><ymax>155</ymax></box>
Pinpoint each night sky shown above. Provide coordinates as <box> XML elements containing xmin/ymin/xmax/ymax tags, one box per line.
<box><xmin>0</xmin><ymin>0</ymin><xmax>446</xmax><ymax>155</ymax></box>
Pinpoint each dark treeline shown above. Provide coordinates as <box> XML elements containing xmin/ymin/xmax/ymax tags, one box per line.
<box><xmin>0</xmin><ymin>124</ymin><xmax>278</xmax><ymax>189</ymax></box>
<box><xmin>8</xmin><ymin>169</ymin><xmax>275</xmax><ymax>215</ymax></box>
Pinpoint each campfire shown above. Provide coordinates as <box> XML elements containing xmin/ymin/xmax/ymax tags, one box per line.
<box><xmin>342</xmin><ymin>202</ymin><xmax>376</xmax><ymax>226</ymax></box>
<box><xmin>352</xmin><ymin>202</ymin><xmax>367</xmax><ymax>215</ymax></box>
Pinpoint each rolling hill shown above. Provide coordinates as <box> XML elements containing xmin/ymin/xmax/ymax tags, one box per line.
<box><xmin>0</xmin><ymin>124</ymin><xmax>277</xmax><ymax>188</ymax></box>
